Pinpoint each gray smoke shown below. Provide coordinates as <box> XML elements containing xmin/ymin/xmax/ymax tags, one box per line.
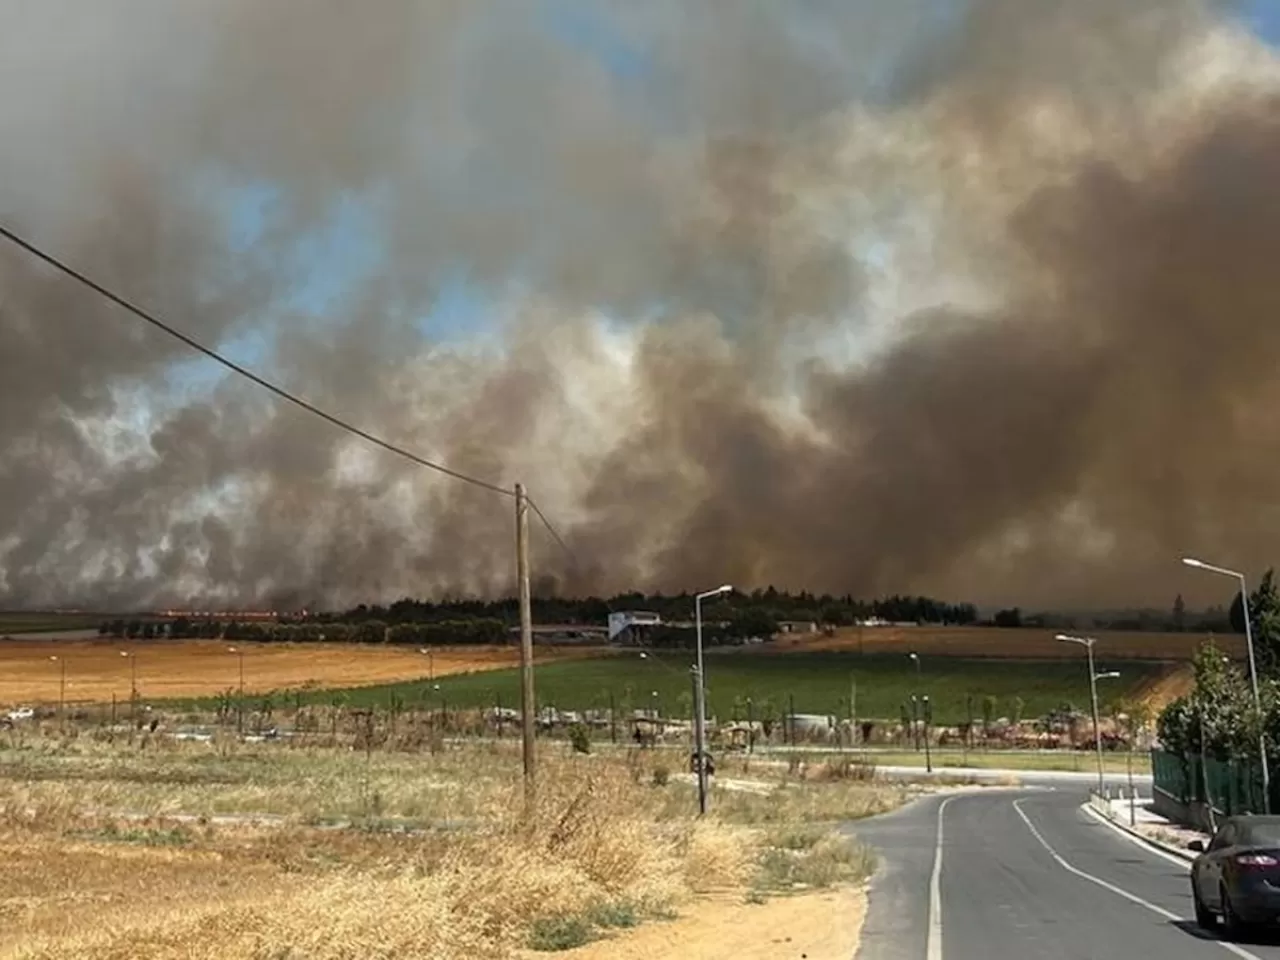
<box><xmin>2</xmin><ymin>0</ymin><xmax>1277</xmax><ymax>611</ymax></box>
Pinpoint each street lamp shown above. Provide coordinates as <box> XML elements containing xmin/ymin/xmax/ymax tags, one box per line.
<box><xmin>1183</xmin><ymin>556</ymin><xmax>1270</xmax><ymax>813</ymax></box>
<box><xmin>908</xmin><ymin>653</ymin><xmax>925</xmax><ymax>758</ymax></box>
<box><xmin>228</xmin><ymin>646</ymin><xmax>246</xmax><ymax>734</ymax></box>
<box><xmin>921</xmin><ymin>694</ymin><xmax>933</xmax><ymax>774</ymax></box>
<box><xmin>417</xmin><ymin>647</ymin><xmax>435</xmax><ymax>683</ymax></box>
<box><xmin>1057</xmin><ymin>635</ymin><xmax>1119</xmax><ymax>793</ymax></box>
<box><xmin>693</xmin><ymin>584</ymin><xmax>732</xmax><ymax>815</ymax></box>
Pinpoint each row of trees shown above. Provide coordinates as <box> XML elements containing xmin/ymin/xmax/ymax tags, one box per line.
<box><xmin>101</xmin><ymin>614</ymin><xmax>770</xmax><ymax>648</ymax></box>
<box><xmin>329</xmin><ymin>590</ymin><xmax>981</xmax><ymax>629</ymax></box>
<box><xmin>97</xmin><ymin>573</ymin><xmax>1272</xmax><ymax>648</ymax></box>
<box><xmin>632</xmin><ymin>609</ymin><xmax>783</xmax><ymax>649</ymax></box>
<box><xmin>100</xmin><ymin>618</ymin><xmax>508</xmax><ymax>645</ymax></box>
<box><xmin>98</xmin><ymin>593</ymin><xmax>967</xmax><ymax>646</ymax></box>
<box><xmin>305</xmin><ymin>590</ymin><xmax>1251</xmax><ymax>634</ymax></box>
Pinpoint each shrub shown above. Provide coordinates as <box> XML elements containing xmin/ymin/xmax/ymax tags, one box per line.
<box><xmin>584</xmin><ymin>899</ymin><xmax>638</xmax><ymax>929</ymax></box>
<box><xmin>819</xmin><ymin>757</ymin><xmax>877</xmax><ymax>781</ymax></box>
<box><xmin>568</xmin><ymin>724</ymin><xmax>591</xmax><ymax>755</ymax></box>
<box><xmin>528</xmin><ymin>913</ymin><xmax>594</xmax><ymax>951</ymax></box>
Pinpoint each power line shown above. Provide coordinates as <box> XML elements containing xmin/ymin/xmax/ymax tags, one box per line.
<box><xmin>0</xmin><ymin>222</ymin><xmax>513</xmax><ymax>498</ymax></box>
<box><xmin>526</xmin><ymin>496</ymin><xmax>577</xmax><ymax>565</ymax></box>
<box><xmin>526</xmin><ymin>495</ymin><xmax>620</xmax><ymax>616</ymax></box>
<box><xmin>523</xmin><ymin>499</ymin><xmax>695</xmax><ymax>676</ymax></box>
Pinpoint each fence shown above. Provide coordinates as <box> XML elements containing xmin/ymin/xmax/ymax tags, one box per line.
<box><xmin>1151</xmin><ymin>748</ymin><xmax>1272</xmax><ymax>818</ymax></box>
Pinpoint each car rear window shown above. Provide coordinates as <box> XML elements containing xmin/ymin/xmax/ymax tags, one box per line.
<box><xmin>1239</xmin><ymin>823</ymin><xmax>1280</xmax><ymax>846</ymax></box>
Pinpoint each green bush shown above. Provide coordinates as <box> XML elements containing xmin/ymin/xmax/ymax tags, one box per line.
<box><xmin>528</xmin><ymin>914</ymin><xmax>593</xmax><ymax>952</ymax></box>
<box><xmin>585</xmin><ymin>899</ymin><xmax>638</xmax><ymax>929</ymax></box>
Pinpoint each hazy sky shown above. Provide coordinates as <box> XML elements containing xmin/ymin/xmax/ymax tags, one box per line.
<box><xmin>6</xmin><ymin>2</ymin><xmax>1280</xmax><ymax>612</ymax></box>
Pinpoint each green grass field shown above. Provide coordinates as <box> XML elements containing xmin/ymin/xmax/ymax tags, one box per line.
<box><xmin>0</xmin><ymin>612</ymin><xmax>103</xmax><ymax>635</ymax></box>
<box><xmin>229</xmin><ymin>651</ymin><xmax>1166</xmax><ymax>725</ymax></box>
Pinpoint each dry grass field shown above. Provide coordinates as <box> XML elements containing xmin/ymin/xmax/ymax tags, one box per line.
<box><xmin>0</xmin><ymin>639</ymin><xmax>606</xmax><ymax>706</ymax></box>
<box><xmin>767</xmin><ymin>624</ymin><xmax>1244</xmax><ymax>661</ymax></box>
<box><xmin>0</xmin><ymin>733</ymin><xmax>897</xmax><ymax>959</ymax></box>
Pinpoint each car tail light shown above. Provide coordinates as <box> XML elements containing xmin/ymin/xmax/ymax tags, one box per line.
<box><xmin>1235</xmin><ymin>854</ymin><xmax>1280</xmax><ymax>868</ymax></box>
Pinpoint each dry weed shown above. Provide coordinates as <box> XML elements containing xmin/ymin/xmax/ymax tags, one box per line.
<box><xmin>680</xmin><ymin>821</ymin><xmax>759</xmax><ymax>893</ymax></box>
<box><xmin>0</xmin><ymin>736</ymin><xmax>898</xmax><ymax>959</ymax></box>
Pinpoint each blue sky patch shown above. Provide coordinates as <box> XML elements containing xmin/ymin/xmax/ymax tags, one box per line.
<box><xmin>1242</xmin><ymin>0</ymin><xmax>1280</xmax><ymax>44</ymax></box>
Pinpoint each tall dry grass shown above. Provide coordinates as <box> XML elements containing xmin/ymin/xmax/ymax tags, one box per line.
<box><xmin>0</xmin><ymin>735</ymin><xmax>888</xmax><ymax>959</ymax></box>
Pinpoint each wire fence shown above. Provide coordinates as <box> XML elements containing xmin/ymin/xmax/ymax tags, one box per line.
<box><xmin>1152</xmin><ymin>747</ymin><xmax>1270</xmax><ymax>816</ymax></box>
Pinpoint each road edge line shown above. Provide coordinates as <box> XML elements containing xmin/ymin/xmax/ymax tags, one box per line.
<box><xmin>1079</xmin><ymin>802</ymin><xmax>1197</xmax><ymax>866</ymax></box>
<box><xmin>927</xmin><ymin>795</ymin><xmax>953</xmax><ymax>960</ymax></box>
<box><xmin>1014</xmin><ymin>799</ymin><xmax>1260</xmax><ymax>960</ymax></box>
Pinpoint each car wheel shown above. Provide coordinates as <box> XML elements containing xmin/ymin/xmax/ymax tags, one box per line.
<box><xmin>1193</xmin><ymin>882</ymin><xmax>1217</xmax><ymax>929</ymax></box>
<box><xmin>1221</xmin><ymin>885</ymin><xmax>1250</xmax><ymax>941</ymax></box>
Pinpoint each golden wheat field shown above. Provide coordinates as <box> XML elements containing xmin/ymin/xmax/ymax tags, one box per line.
<box><xmin>0</xmin><ymin>639</ymin><xmax>604</xmax><ymax>706</ymax></box>
<box><xmin>766</xmin><ymin>625</ymin><xmax>1244</xmax><ymax>661</ymax></box>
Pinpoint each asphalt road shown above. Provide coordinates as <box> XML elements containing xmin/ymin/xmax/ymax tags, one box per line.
<box><xmin>850</xmin><ymin>776</ymin><xmax>1280</xmax><ymax>960</ymax></box>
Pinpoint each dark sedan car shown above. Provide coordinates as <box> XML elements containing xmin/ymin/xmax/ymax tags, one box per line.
<box><xmin>1190</xmin><ymin>815</ymin><xmax>1280</xmax><ymax>937</ymax></box>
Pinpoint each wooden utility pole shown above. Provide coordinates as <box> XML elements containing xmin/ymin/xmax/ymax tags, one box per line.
<box><xmin>515</xmin><ymin>483</ymin><xmax>536</xmax><ymax>786</ymax></box>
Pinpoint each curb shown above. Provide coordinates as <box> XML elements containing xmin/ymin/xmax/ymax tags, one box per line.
<box><xmin>1080</xmin><ymin>802</ymin><xmax>1197</xmax><ymax>862</ymax></box>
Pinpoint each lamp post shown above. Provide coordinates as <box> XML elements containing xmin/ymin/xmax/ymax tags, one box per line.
<box><xmin>1056</xmin><ymin>634</ymin><xmax>1118</xmax><ymax>794</ymax></box>
<box><xmin>228</xmin><ymin>646</ymin><xmax>246</xmax><ymax>734</ymax></box>
<box><xmin>417</xmin><ymin>647</ymin><xmax>435</xmax><ymax>683</ymax></box>
<box><xmin>694</xmin><ymin>584</ymin><xmax>732</xmax><ymax>815</ymax></box>
<box><xmin>921</xmin><ymin>694</ymin><xmax>933</xmax><ymax>774</ymax></box>
<box><xmin>1183</xmin><ymin>557</ymin><xmax>1271</xmax><ymax>813</ymax></box>
<box><xmin>908</xmin><ymin>653</ymin><xmax>928</xmax><ymax>769</ymax></box>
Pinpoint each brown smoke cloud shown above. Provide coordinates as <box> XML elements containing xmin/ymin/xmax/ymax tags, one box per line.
<box><xmin>2</xmin><ymin>0</ymin><xmax>1278</xmax><ymax>611</ymax></box>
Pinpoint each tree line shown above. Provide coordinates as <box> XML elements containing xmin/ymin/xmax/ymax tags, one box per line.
<box><xmin>329</xmin><ymin>589</ymin><xmax>981</xmax><ymax>628</ymax></box>
<box><xmin>100</xmin><ymin>617</ymin><xmax>508</xmax><ymax>645</ymax></box>
<box><xmin>97</xmin><ymin>582</ymin><xmax>1247</xmax><ymax>646</ymax></box>
<box><xmin>98</xmin><ymin>590</ymin><xmax>976</xmax><ymax>646</ymax></box>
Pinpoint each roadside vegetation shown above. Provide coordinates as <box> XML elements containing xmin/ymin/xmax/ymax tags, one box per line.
<box><xmin>0</xmin><ymin>725</ymin><xmax>901</xmax><ymax>959</ymax></box>
<box><xmin>1152</xmin><ymin>567</ymin><xmax>1280</xmax><ymax>816</ymax></box>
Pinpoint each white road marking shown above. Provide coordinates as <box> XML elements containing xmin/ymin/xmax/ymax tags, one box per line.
<box><xmin>1079</xmin><ymin>802</ymin><xmax>1197</xmax><ymax>871</ymax></box>
<box><xmin>927</xmin><ymin>795</ymin><xmax>954</xmax><ymax>960</ymax></box>
<box><xmin>1013</xmin><ymin>799</ymin><xmax>1262</xmax><ymax>960</ymax></box>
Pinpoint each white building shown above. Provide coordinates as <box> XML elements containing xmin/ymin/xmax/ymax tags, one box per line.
<box><xmin>608</xmin><ymin>610</ymin><xmax>662</xmax><ymax>644</ymax></box>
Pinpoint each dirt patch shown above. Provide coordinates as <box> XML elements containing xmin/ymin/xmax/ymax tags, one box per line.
<box><xmin>521</xmin><ymin>886</ymin><xmax>866</xmax><ymax>960</ymax></box>
<box><xmin>763</xmin><ymin>625</ymin><xmax>1242</xmax><ymax>661</ymax></box>
<box><xmin>0</xmin><ymin>638</ymin><xmax>604</xmax><ymax>705</ymax></box>
<box><xmin>1132</xmin><ymin>663</ymin><xmax>1195</xmax><ymax>713</ymax></box>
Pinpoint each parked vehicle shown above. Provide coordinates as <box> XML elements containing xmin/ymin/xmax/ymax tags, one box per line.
<box><xmin>1190</xmin><ymin>815</ymin><xmax>1280</xmax><ymax>937</ymax></box>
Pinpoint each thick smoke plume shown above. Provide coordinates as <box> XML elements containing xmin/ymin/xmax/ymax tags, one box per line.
<box><xmin>2</xmin><ymin>0</ymin><xmax>1279</xmax><ymax>611</ymax></box>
